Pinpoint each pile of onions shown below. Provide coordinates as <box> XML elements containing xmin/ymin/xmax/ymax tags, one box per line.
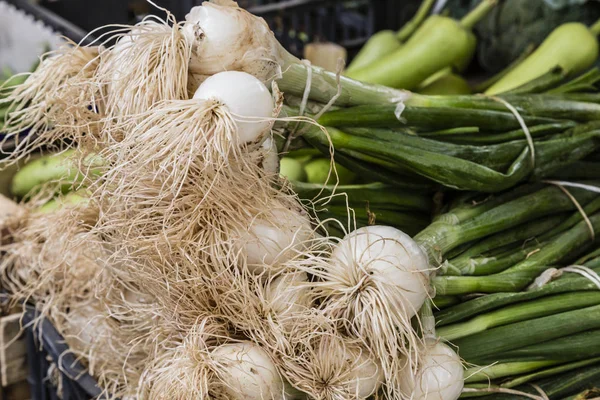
<box><xmin>0</xmin><ymin>2</ymin><xmax>466</xmax><ymax>400</ymax></box>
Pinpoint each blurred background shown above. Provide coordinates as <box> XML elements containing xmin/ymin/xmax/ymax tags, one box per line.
<box><xmin>3</xmin><ymin>0</ymin><xmax>600</xmax><ymax>76</ymax></box>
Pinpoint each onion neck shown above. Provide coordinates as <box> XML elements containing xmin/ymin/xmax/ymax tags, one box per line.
<box><xmin>276</xmin><ymin>49</ymin><xmax>409</xmax><ymax>107</ymax></box>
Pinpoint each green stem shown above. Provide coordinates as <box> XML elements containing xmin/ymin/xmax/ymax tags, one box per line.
<box><xmin>450</xmin><ymin>196</ymin><xmax>600</xmax><ymax>276</ymax></box>
<box><xmin>330</xmin><ymin>151</ymin><xmax>435</xmax><ymax>191</ymax></box>
<box><xmin>417</xmin><ymin>186</ymin><xmax>597</xmax><ymax>264</ymax></box>
<box><xmin>460</xmin><ymin>0</ymin><xmax>497</xmax><ymax>30</ymax></box>
<box><xmin>559</xmin><ymin>388</ymin><xmax>600</xmax><ymax>400</ymax></box>
<box><xmin>420</xmin><ymin>299</ymin><xmax>436</xmax><ymax>339</ymax></box>
<box><xmin>291</xmin><ymin>181</ymin><xmax>433</xmax><ymax>212</ymax></box>
<box><xmin>432</xmin><ymin>295</ymin><xmax>459</xmax><ymax>309</ymax></box>
<box><xmin>436</xmin><ymin>184</ymin><xmax>544</xmax><ymax>225</ymax></box>
<box><xmin>423</xmin><ymin>122</ymin><xmax>573</xmax><ymax>145</ymax></box>
<box><xmin>467</xmin><ymin>363</ymin><xmax>600</xmax><ymax>399</ymax></box>
<box><xmin>397</xmin><ymin>0</ymin><xmax>436</xmax><ymax>41</ymax></box>
<box><xmin>446</xmin><ymin>215</ymin><xmax>564</xmax><ymax>275</ymax></box>
<box><xmin>465</xmin><ymin>360</ymin><xmax>559</xmax><ymax>383</ymax></box>
<box><xmin>435</xmin><ymin>266</ymin><xmax>600</xmax><ymax>326</ymax></box>
<box><xmin>547</xmin><ymin>68</ymin><xmax>600</xmax><ymax>94</ymax></box>
<box><xmin>319</xmin><ymin>103</ymin><xmax>562</xmax><ymax>131</ymax></box>
<box><xmin>503</xmin><ymin>66</ymin><xmax>567</xmax><ymax>95</ymax></box>
<box><xmin>433</xmin><ymin>214</ymin><xmax>600</xmax><ymax>295</ymax></box>
<box><xmin>500</xmin><ymin>358</ymin><xmax>600</xmax><ymax>389</ymax></box>
<box><xmin>450</xmin><ymin>239</ymin><xmax>549</xmax><ymax>276</ymax></box>
<box><xmin>438</xmin><ymin>292</ymin><xmax>600</xmax><ymax>341</ymax></box>
<box><xmin>497</xmin><ymin>330</ymin><xmax>600</xmax><ymax>364</ymax></box>
<box><xmin>307</xmin><ymin>125</ymin><xmax>535</xmax><ymax>193</ymax></box>
<box><xmin>278</xmin><ymin>54</ymin><xmax>406</xmax><ymax>107</ymax></box>
<box><xmin>452</xmin><ymin>304</ymin><xmax>600</xmax><ymax>363</ymax></box>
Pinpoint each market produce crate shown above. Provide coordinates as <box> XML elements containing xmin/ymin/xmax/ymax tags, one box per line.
<box><xmin>21</xmin><ymin>306</ymin><xmax>100</xmax><ymax>400</ymax></box>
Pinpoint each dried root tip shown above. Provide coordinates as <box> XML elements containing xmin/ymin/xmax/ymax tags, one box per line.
<box><xmin>0</xmin><ymin>198</ymin><xmax>100</xmax><ymax>313</ymax></box>
<box><xmin>58</xmin><ymin>300</ymin><xmax>149</xmax><ymax>400</ymax></box>
<box><xmin>97</xmin><ymin>19</ymin><xmax>192</xmax><ymax>132</ymax></box>
<box><xmin>1</xmin><ymin>43</ymin><xmax>101</xmax><ymax>162</ymax></box>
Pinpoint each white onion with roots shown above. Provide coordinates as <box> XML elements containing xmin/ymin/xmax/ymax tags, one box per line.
<box><xmin>400</xmin><ymin>341</ymin><xmax>464</xmax><ymax>400</ymax></box>
<box><xmin>343</xmin><ymin>346</ymin><xmax>385</xmax><ymax>399</ymax></box>
<box><xmin>269</xmin><ymin>323</ymin><xmax>385</xmax><ymax>400</ymax></box>
<box><xmin>193</xmin><ymin>70</ymin><xmax>275</xmax><ymax>144</ymax></box>
<box><xmin>211</xmin><ymin>341</ymin><xmax>300</xmax><ymax>400</ymax></box>
<box><xmin>235</xmin><ymin>203</ymin><xmax>313</xmax><ymax>275</ymax></box>
<box><xmin>312</xmin><ymin>225</ymin><xmax>431</xmax><ymax>394</ymax></box>
<box><xmin>183</xmin><ymin>0</ymin><xmax>289</xmax><ymax>84</ymax></box>
<box><xmin>264</xmin><ymin>271</ymin><xmax>312</xmax><ymax>322</ymax></box>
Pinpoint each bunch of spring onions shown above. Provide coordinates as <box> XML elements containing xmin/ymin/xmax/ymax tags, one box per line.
<box><xmin>2</xmin><ymin>1</ymin><xmax>600</xmax><ymax>400</ymax></box>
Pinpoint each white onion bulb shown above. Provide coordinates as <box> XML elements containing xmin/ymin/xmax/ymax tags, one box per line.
<box><xmin>193</xmin><ymin>71</ymin><xmax>274</xmax><ymax>144</ymax></box>
<box><xmin>401</xmin><ymin>342</ymin><xmax>464</xmax><ymax>400</ymax></box>
<box><xmin>183</xmin><ymin>2</ymin><xmax>283</xmax><ymax>82</ymax></box>
<box><xmin>330</xmin><ymin>225</ymin><xmax>430</xmax><ymax>318</ymax></box>
<box><xmin>265</xmin><ymin>272</ymin><xmax>312</xmax><ymax>318</ymax></box>
<box><xmin>343</xmin><ymin>347</ymin><xmax>384</xmax><ymax>398</ymax></box>
<box><xmin>237</xmin><ymin>205</ymin><xmax>312</xmax><ymax>275</ymax></box>
<box><xmin>212</xmin><ymin>341</ymin><xmax>292</xmax><ymax>400</ymax></box>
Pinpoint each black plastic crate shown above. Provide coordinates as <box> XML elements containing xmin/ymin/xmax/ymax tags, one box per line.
<box><xmin>26</xmin><ymin>0</ymin><xmax>418</xmax><ymax>58</ymax></box>
<box><xmin>21</xmin><ymin>306</ymin><xmax>101</xmax><ymax>400</ymax></box>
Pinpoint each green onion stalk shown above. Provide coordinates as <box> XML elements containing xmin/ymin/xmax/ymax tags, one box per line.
<box><xmin>468</xmin><ymin>363</ymin><xmax>600</xmax><ymax>400</ymax></box>
<box><xmin>281</xmin><ymin>69</ymin><xmax>600</xmax><ymax>192</ymax></box>
<box><xmin>427</xmin><ymin>250</ymin><xmax>600</xmax><ymax>398</ymax></box>
<box><xmin>195</xmin><ymin>1</ymin><xmax>496</xmax><ymax>106</ymax></box>
<box><xmin>444</xmin><ymin>196</ymin><xmax>600</xmax><ymax>276</ymax></box>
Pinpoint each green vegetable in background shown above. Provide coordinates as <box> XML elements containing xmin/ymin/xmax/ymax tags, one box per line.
<box><xmin>453</xmin><ymin>0</ymin><xmax>600</xmax><ymax>74</ymax></box>
<box><xmin>11</xmin><ymin>150</ymin><xmax>104</xmax><ymax>197</ymax></box>
<box><xmin>279</xmin><ymin>157</ymin><xmax>307</xmax><ymax>182</ymax></box>
<box><xmin>486</xmin><ymin>21</ymin><xmax>600</xmax><ymax>94</ymax></box>
<box><xmin>345</xmin><ymin>0</ymin><xmax>435</xmax><ymax>74</ymax></box>
<box><xmin>304</xmin><ymin>158</ymin><xmax>356</xmax><ymax>185</ymax></box>
<box><xmin>346</xmin><ymin>0</ymin><xmax>496</xmax><ymax>89</ymax></box>
<box><xmin>417</xmin><ymin>68</ymin><xmax>472</xmax><ymax>95</ymax></box>
<box><xmin>37</xmin><ymin>189</ymin><xmax>90</xmax><ymax>214</ymax></box>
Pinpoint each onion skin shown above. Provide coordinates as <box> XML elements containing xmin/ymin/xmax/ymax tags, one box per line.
<box><xmin>260</xmin><ymin>137</ymin><xmax>280</xmax><ymax>175</ymax></box>
<box><xmin>264</xmin><ymin>272</ymin><xmax>312</xmax><ymax>320</ymax></box>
